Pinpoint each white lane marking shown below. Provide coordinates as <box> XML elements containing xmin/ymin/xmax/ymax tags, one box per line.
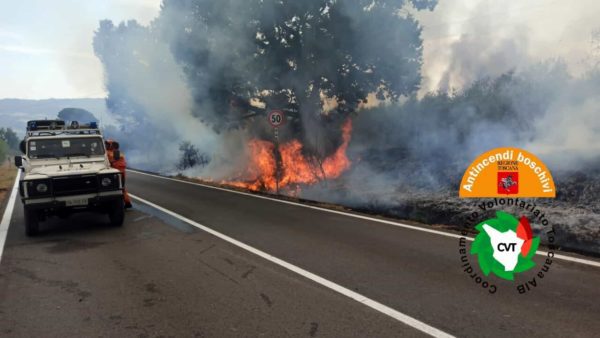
<box><xmin>0</xmin><ymin>170</ymin><xmax>20</xmax><ymax>263</ymax></box>
<box><xmin>129</xmin><ymin>170</ymin><xmax>600</xmax><ymax>269</ymax></box>
<box><xmin>129</xmin><ymin>193</ymin><xmax>455</xmax><ymax>338</ymax></box>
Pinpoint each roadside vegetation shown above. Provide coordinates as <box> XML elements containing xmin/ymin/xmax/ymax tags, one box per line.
<box><xmin>0</xmin><ymin>157</ymin><xmax>17</xmax><ymax>207</ymax></box>
<box><xmin>0</xmin><ymin>127</ymin><xmax>19</xmax><ymax>206</ymax></box>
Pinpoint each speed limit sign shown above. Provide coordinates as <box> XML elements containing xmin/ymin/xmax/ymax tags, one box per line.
<box><xmin>268</xmin><ymin>110</ymin><xmax>285</xmax><ymax>127</ymax></box>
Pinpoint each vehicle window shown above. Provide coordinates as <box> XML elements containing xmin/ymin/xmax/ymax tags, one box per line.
<box><xmin>28</xmin><ymin>137</ymin><xmax>105</xmax><ymax>159</ymax></box>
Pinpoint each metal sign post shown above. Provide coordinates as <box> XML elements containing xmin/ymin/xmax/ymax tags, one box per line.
<box><xmin>274</xmin><ymin>126</ymin><xmax>279</xmax><ymax>194</ymax></box>
<box><xmin>268</xmin><ymin>110</ymin><xmax>285</xmax><ymax>194</ymax></box>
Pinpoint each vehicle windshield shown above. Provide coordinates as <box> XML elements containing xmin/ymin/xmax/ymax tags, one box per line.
<box><xmin>27</xmin><ymin>137</ymin><xmax>105</xmax><ymax>159</ymax></box>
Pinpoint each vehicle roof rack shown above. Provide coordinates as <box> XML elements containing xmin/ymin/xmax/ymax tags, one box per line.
<box><xmin>27</xmin><ymin>120</ymin><xmax>65</xmax><ymax>131</ymax></box>
<box><xmin>26</xmin><ymin>120</ymin><xmax>101</xmax><ymax>137</ymax></box>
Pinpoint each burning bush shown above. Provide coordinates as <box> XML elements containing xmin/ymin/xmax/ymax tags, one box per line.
<box><xmin>224</xmin><ymin>119</ymin><xmax>352</xmax><ymax>193</ymax></box>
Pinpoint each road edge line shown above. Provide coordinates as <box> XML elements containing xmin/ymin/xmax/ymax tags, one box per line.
<box><xmin>129</xmin><ymin>170</ymin><xmax>600</xmax><ymax>269</ymax></box>
<box><xmin>0</xmin><ymin>170</ymin><xmax>20</xmax><ymax>263</ymax></box>
<box><xmin>130</xmin><ymin>193</ymin><xmax>455</xmax><ymax>338</ymax></box>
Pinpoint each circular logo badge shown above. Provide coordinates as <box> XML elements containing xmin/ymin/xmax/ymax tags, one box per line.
<box><xmin>471</xmin><ymin>211</ymin><xmax>540</xmax><ymax>281</ymax></box>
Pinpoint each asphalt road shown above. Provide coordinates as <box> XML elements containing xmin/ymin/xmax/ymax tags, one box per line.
<box><xmin>1</xmin><ymin>170</ymin><xmax>600</xmax><ymax>337</ymax></box>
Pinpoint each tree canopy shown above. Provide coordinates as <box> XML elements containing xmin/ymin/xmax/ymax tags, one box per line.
<box><xmin>160</xmin><ymin>0</ymin><xmax>435</xmax><ymax>127</ymax></box>
<box><xmin>0</xmin><ymin>127</ymin><xmax>19</xmax><ymax>150</ymax></box>
<box><xmin>0</xmin><ymin>139</ymin><xmax>8</xmax><ymax>163</ymax></box>
<box><xmin>57</xmin><ymin>108</ymin><xmax>99</xmax><ymax>124</ymax></box>
<box><xmin>94</xmin><ymin>0</ymin><xmax>437</xmax><ymax>156</ymax></box>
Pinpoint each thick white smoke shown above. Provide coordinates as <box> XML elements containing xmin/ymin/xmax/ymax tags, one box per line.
<box><xmin>92</xmin><ymin>0</ymin><xmax>600</xmax><ymax>253</ymax></box>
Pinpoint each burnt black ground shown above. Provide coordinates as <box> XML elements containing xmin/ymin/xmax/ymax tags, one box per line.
<box><xmin>1</xmin><ymin>170</ymin><xmax>599</xmax><ymax>337</ymax></box>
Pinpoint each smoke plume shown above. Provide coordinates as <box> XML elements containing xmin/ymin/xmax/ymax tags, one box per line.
<box><xmin>93</xmin><ymin>0</ymin><xmax>600</xmax><ymax>252</ymax></box>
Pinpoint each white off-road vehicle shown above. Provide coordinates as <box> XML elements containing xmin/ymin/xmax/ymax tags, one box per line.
<box><xmin>14</xmin><ymin>120</ymin><xmax>125</xmax><ymax>236</ymax></box>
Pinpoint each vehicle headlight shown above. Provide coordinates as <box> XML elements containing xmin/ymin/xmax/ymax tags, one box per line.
<box><xmin>101</xmin><ymin>177</ymin><xmax>113</xmax><ymax>187</ymax></box>
<box><xmin>99</xmin><ymin>174</ymin><xmax>120</xmax><ymax>190</ymax></box>
<box><xmin>22</xmin><ymin>179</ymin><xmax>52</xmax><ymax>197</ymax></box>
<box><xmin>36</xmin><ymin>182</ymin><xmax>48</xmax><ymax>193</ymax></box>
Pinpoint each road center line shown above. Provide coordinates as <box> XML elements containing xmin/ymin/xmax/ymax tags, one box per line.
<box><xmin>130</xmin><ymin>193</ymin><xmax>455</xmax><ymax>338</ymax></box>
<box><xmin>0</xmin><ymin>170</ymin><xmax>20</xmax><ymax>263</ymax></box>
<box><xmin>129</xmin><ymin>170</ymin><xmax>600</xmax><ymax>268</ymax></box>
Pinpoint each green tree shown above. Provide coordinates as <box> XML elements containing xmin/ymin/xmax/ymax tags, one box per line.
<box><xmin>0</xmin><ymin>139</ymin><xmax>8</xmax><ymax>163</ymax></box>
<box><xmin>0</xmin><ymin>127</ymin><xmax>19</xmax><ymax>150</ymax></box>
<box><xmin>94</xmin><ymin>0</ymin><xmax>437</xmax><ymax>157</ymax></box>
<box><xmin>160</xmin><ymin>0</ymin><xmax>436</xmax><ymax>136</ymax></box>
<box><xmin>57</xmin><ymin>108</ymin><xmax>99</xmax><ymax>124</ymax></box>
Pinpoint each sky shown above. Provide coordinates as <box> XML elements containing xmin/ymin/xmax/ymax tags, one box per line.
<box><xmin>0</xmin><ymin>0</ymin><xmax>162</xmax><ymax>99</ymax></box>
<box><xmin>0</xmin><ymin>0</ymin><xmax>599</xmax><ymax>99</ymax></box>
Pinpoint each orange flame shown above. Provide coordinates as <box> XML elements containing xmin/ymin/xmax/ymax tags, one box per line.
<box><xmin>223</xmin><ymin>119</ymin><xmax>352</xmax><ymax>193</ymax></box>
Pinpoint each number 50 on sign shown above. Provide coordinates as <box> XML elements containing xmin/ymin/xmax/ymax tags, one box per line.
<box><xmin>268</xmin><ymin>110</ymin><xmax>285</xmax><ymax>127</ymax></box>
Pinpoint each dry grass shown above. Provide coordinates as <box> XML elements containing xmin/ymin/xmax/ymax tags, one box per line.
<box><xmin>0</xmin><ymin>160</ymin><xmax>17</xmax><ymax>205</ymax></box>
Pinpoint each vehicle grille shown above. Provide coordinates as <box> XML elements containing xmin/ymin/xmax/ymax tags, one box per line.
<box><xmin>52</xmin><ymin>175</ymin><xmax>98</xmax><ymax>197</ymax></box>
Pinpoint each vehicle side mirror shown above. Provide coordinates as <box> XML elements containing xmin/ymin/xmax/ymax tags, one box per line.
<box><xmin>113</xmin><ymin>150</ymin><xmax>121</xmax><ymax>161</ymax></box>
<box><xmin>19</xmin><ymin>140</ymin><xmax>26</xmax><ymax>154</ymax></box>
<box><xmin>14</xmin><ymin>156</ymin><xmax>23</xmax><ymax>168</ymax></box>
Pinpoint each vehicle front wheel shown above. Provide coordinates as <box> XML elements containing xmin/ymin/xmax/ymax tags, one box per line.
<box><xmin>24</xmin><ymin>208</ymin><xmax>40</xmax><ymax>236</ymax></box>
<box><xmin>108</xmin><ymin>198</ymin><xmax>125</xmax><ymax>227</ymax></box>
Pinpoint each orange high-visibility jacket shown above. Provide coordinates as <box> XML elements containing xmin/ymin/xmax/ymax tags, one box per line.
<box><xmin>106</xmin><ymin>149</ymin><xmax>131</xmax><ymax>205</ymax></box>
<box><xmin>107</xmin><ymin>150</ymin><xmax>127</xmax><ymax>174</ymax></box>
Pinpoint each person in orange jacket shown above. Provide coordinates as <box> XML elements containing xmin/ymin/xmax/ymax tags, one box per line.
<box><xmin>105</xmin><ymin>139</ymin><xmax>132</xmax><ymax>209</ymax></box>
